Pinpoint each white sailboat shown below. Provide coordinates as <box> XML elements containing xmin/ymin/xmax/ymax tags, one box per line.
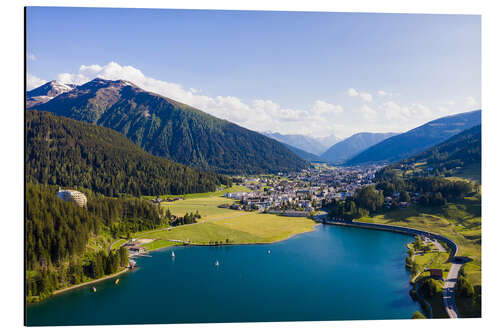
<box><xmin>171</xmin><ymin>251</ymin><xmax>175</xmax><ymax>258</ymax></box>
<box><xmin>215</xmin><ymin>260</ymin><xmax>219</xmax><ymax>267</ymax></box>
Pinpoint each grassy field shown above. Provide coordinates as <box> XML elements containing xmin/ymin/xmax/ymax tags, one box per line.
<box><xmin>161</xmin><ymin>196</ymin><xmax>242</xmax><ymax>222</ymax></box>
<box><xmin>142</xmin><ymin>239</ymin><xmax>181</xmax><ymax>251</ymax></box>
<box><xmin>142</xmin><ymin>184</ymin><xmax>250</xmax><ymax>200</ymax></box>
<box><xmin>358</xmin><ymin>194</ymin><xmax>481</xmax><ymax>287</ymax></box>
<box><xmin>134</xmin><ymin>194</ymin><xmax>316</xmax><ymax>245</ymax></box>
<box><xmin>135</xmin><ymin>212</ymin><xmax>316</xmax><ymax>245</ymax></box>
<box><xmin>110</xmin><ymin>239</ymin><xmax>127</xmax><ymax>250</ymax></box>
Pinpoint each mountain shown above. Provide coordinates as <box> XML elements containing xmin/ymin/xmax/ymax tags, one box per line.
<box><xmin>315</xmin><ymin>134</ymin><xmax>342</xmax><ymax>150</ymax></box>
<box><xmin>26</xmin><ymin>110</ymin><xmax>231</xmax><ymax>197</ymax></box>
<box><xmin>26</xmin><ymin>80</ymin><xmax>76</xmax><ymax>108</ymax></box>
<box><xmin>345</xmin><ymin>110</ymin><xmax>481</xmax><ymax>165</ymax></box>
<box><xmin>282</xmin><ymin>143</ymin><xmax>322</xmax><ymax>162</ymax></box>
<box><xmin>320</xmin><ymin>132</ymin><xmax>397</xmax><ymax>163</ymax></box>
<box><xmin>27</xmin><ymin>78</ymin><xmax>309</xmax><ymax>175</ymax></box>
<box><xmin>401</xmin><ymin>125</ymin><xmax>481</xmax><ymax>182</ymax></box>
<box><xmin>262</xmin><ymin>132</ymin><xmax>337</xmax><ymax>155</ymax></box>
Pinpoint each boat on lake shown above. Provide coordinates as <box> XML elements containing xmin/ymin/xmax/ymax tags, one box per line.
<box><xmin>92</xmin><ymin>286</ymin><xmax>96</xmax><ymax>292</ymax></box>
<box><xmin>215</xmin><ymin>260</ymin><xmax>219</xmax><ymax>267</ymax></box>
<box><xmin>115</xmin><ymin>279</ymin><xmax>120</xmax><ymax>285</ymax></box>
<box><xmin>171</xmin><ymin>251</ymin><xmax>175</xmax><ymax>258</ymax></box>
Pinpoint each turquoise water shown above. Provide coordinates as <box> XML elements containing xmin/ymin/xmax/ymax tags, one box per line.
<box><xmin>26</xmin><ymin>224</ymin><xmax>420</xmax><ymax>326</ymax></box>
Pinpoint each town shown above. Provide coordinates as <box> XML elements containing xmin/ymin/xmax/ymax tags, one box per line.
<box><xmin>220</xmin><ymin>164</ymin><xmax>384</xmax><ymax>217</ymax></box>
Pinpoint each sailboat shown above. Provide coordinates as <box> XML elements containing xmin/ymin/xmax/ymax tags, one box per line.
<box><xmin>92</xmin><ymin>286</ymin><xmax>97</xmax><ymax>292</ymax></box>
<box><xmin>115</xmin><ymin>278</ymin><xmax>120</xmax><ymax>285</ymax></box>
<box><xmin>171</xmin><ymin>251</ymin><xmax>175</xmax><ymax>258</ymax></box>
<box><xmin>267</xmin><ymin>250</ymin><xmax>271</xmax><ymax>254</ymax></box>
<box><xmin>215</xmin><ymin>260</ymin><xmax>220</xmax><ymax>267</ymax></box>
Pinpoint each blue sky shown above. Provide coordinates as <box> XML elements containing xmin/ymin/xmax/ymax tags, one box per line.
<box><xmin>26</xmin><ymin>7</ymin><xmax>481</xmax><ymax>138</ymax></box>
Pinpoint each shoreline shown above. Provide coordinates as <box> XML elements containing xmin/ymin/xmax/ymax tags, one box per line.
<box><xmin>144</xmin><ymin>222</ymin><xmax>319</xmax><ymax>252</ymax></box>
<box><xmin>43</xmin><ymin>268</ymin><xmax>130</xmax><ymax>299</ymax></box>
<box><xmin>323</xmin><ymin>219</ymin><xmax>461</xmax><ymax>318</ymax></box>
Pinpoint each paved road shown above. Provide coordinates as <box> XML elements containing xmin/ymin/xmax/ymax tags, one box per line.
<box><xmin>430</xmin><ymin>239</ymin><xmax>447</xmax><ymax>253</ymax></box>
<box><xmin>443</xmin><ymin>262</ymin><xmax>462</xmax><ymax>318</ymax></box>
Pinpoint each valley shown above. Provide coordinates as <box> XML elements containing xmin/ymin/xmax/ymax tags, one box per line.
<box><xmin>25</xmin><ymin>79</ymin><xmax>482</xmax><ymax>320</ymax></box>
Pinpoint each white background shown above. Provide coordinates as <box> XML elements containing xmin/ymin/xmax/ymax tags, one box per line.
<box><xmin>1</xmin><ymin>1</ymin><xmax>498</xmax><ymax>332</ymax></box>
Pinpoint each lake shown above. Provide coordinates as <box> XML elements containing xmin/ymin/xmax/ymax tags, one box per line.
<box><xmin>26</xmin><ymin>224</ymin><xmax>420</xmax><ymax>325</ymax></box>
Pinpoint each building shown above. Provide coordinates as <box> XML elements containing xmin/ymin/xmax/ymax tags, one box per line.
<box><xmin>428</xmin><ymin>269</ymin><xmax>443</xmax><ymax>280</ymax></box>
<box><xmin>57</xmin><ymin>188</ymin><xmax>87</xmax><ymax>208</ymax></box>
<box><xmin>282</xmin><ymin>210</ymin><xmax>309</xmax><ymax>217</ymax></box>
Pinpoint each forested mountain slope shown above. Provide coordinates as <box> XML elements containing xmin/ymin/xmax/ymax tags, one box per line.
<box><xmin>28</xmin><ymin>78</ymin><xmax>308</xmax><ymax>174</ymax></box>
<box><xmin>26</xmin><ymin>111</ymin><xmax>230</xmax><ymax>197</ymax></box>
<box><xmin>345</xmin><ymin>110</ymin><xmax>481</xmax><ymax>165</ymax></box>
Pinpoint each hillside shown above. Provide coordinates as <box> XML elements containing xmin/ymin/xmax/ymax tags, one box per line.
<box><xmin>262</xmin><ymin>132</ymin><xmax>338</xmax><ymax>155</ymax></box>
<box><xmin>28</xmin><ymin>78</ymin><xmax>308</xmax><ymax>175</ymax></box>
<box><xmin>320</xmin><ymin>132</ymin><xmax>397</xmax><ymax>163</ymax></box>
<box><xmin>26</xmin><ymin>182</ymin><xmax>168</xmax><ymax>302</ymax></box>
<box><xmin>283</xmin><ymin>143</ymin><xmax>323</xmax><ymax>162</ymax></box>
<box><xmin>345</xmin><ymin>110</ymin><xmax>481</xmax><ymax>165</ymax></box>
<box><xmin>401</xmin><ymin>125</ymin><xmax>481</xmax><ymax>182</ymax></box>
<box><xmin>26</xmin><ymin>111</ymin><xmax>230</xmax><ymax>197</ymax></box>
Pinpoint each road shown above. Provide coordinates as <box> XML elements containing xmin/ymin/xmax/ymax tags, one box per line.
<box><xmin>443</xmin><ymin>262</ymin><xmax>463</xmax><ymax>318</ymax></box>
<box><xmin>430</xmin><ymin>238</ymin><xmax>447</xmax><ymax>252</ymax></box>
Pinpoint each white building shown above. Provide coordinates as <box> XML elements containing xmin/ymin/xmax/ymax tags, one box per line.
<box><xmin>57</xmin><ymin>188</ymin><xmax>87</xmax><ymax>208</ymax></box>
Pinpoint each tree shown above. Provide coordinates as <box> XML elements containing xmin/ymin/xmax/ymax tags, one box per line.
<box><xmin>457</xmin><ymin>276</ymin><xmax>474</xmax><ymax>297</ymax></box>
<box><xmin>119</xmin><ymin>246</ymin><xmax>129</xmax><ymax>267</ymax></box>
<box><xmin>420</xmin><ymin>278</ymin><xmax>440</xmax><ymax>297</ymax></box>
<box><xmin>355</xmin><ymin>186</ymin><xmax>384</xmax><ymax>212</ymax></box>
<box><xmin>411</xmin><ymin>311</ymin><xmax>426</xmax><ymax>319</ymax></box>
<box><xmin>400</xmin><ymin>190</ymin><xmax>410</xmax><ymax>202</ymax></box>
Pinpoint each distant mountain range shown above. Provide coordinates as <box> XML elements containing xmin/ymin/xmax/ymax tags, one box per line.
<box><xmin>282</xmin><ymin>143</ymin><xmax>323</xmax><ymax>162</ymax></box>
<box><xmin>320</xmin><ymin>132</ymin><xmax>397</xmax><ymax>163</ymax></box>
<box><xmin>401</xmin><ymin>125</ymin><xmax>481</xmax><ymax>182</ymax></box>
<box><xmin>26</xmin><ymin>110</ymin><xmax>230</xmax><ymax>196</ymax></box>
<box><xmin>27</xmin><ymin>78</ymin><xmax>309</xmax><ymax>175</ymax></box>
<box><xmin>26</xmin><ymin>80</ymin><xmax>76</xmax><ymax>108</ymax></box>
<box><xmin>345</xmin><ymin>110</ymin><xmax>482</xmax><ymax>165</ymax></box>
<box><xmin>262</xmin><ymin>132</ymin><xmax>341</xmax><ymax>155</ymax></box>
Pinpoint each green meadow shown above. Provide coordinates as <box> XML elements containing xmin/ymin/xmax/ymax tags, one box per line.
<box><xmin>134</xmin><ymin>194</ymin><xmax>316</xmax><ymax>245</ymax></box>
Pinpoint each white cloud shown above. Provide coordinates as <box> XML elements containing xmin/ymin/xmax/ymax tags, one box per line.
<box><xmin>26</xmin><ymin>73</ymin><xmax>46</xmax><ymax>90</ymax></box>
<box><xmin>311</xmin><ymin>100</ymin><xmax>343</xmax><ymax>117</ymax></box>
<box><xmin>437</xmin><ymin>106</ymin><xmax>449</xmax><ymax>114</ymax></box>
<box><xmin>348</xmin><ymin>88</ymin><xmax>372</xmax><ymax>102</ymax></box>
<box><xmin>347</xmin><ymin>88</ymin><xmax>359</xmax><ymax>97</ymax></box>
<box><xmin>27</xmin><ymin>53</ymin><xmax>36</xmax><ymax>61</ymax></box>
<box><xmin>46</xmin><ymin>62</ymin><xmax>452</xmax><ymax>138</ymax></box>
<box><xmin>54</xmin><ymin>61</ymin><xmax>345</xmax><ymax>136</ymax></box>
<box><xmin>465</xmin><ymin>96</ymin><xmax>477</xmax><ymax>108</ymax></box>
<box><xmin>359</xmin><ymin>92</ymin><xmax>373</xmax><ymax>102</ymax></box>
<box><xmin>358</xmin><ymin>104</ymin><xmax>377</xmax><ymax>120</ymax></box>
<box><xmin>381</xmin><ymin>101</ymin><xmax>432</xmax><ymax>123</ymax></box>
<box><xmin>377</xmin><ymin>90</ymin><xmax>387</xmax><ymax>96</ymax></box>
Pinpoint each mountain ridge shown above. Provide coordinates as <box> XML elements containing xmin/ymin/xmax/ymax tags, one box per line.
<box><xmin>262</xmin><ymin>131</ymin><xmax>340</xmax><ymax>155</ymax></box>
<box><xmin>320</xmin><ymin>132</ymin><xmax>397</xmax><ymax>163</ymax></box>
<box><xmin>28</xmin><ymin>78</ymin><xmax>309</xmax><ymax>175</ymax></box>
<box><xmin>26</xmin><ymin>80</ymin><xmax>76</xmax><ymax>108</ymax></box>
<box><xmin>345</xmin><ymin>110</ymin><xmax>481</xmax><ymax>165</ymax></box>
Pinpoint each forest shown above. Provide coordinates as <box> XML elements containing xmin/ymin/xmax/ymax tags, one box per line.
<box><xmin>324</xmin><ymin>172</ymin><xmax>476</xmax><ymax>220</ymax></box>
<box><xmin>26</xmin><ymin>111</ymin><xmax>231</xmax><ymax>197</ymax></box>
<box><xmin>25</xmin><ymin>183</ymin><xmax>170</xmax><ymax>302</ymax></box>
<box><xmin>401</xmin><ymin>125</ymin><xmax>481</xmax><ymax>178</ymax></box>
